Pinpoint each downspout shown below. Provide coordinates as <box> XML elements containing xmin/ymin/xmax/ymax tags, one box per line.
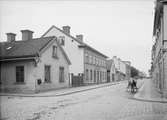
<box><xmin>34</xmin><ymin>53</ymin><xmax>40</xmax><ymax>93</ymax></box>
<box><xmin>162</xmin><ymin>6</ymin><xmax>165</xmax><ymax>97</ymax></box>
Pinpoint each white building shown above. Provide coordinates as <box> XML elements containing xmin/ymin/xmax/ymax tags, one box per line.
<box><xmin>112</xmin><ymin>56</ymin><xmax>131</xmax><ymax>81</ymax></box>
<box><xmin>42</xmin><ymin>25</ymin><xmax>108</xmax><ymax>86</ymax></box>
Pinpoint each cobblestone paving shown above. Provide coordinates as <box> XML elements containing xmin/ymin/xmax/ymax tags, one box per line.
<box><xmin>117</xmin><ymin>99</ymin><xmax>167</xmax><ymax>120</ymax></box>
<box><xmin>1</xmin><ymin>80</ymin><xmax>167</xmax><ymax>120</ymax></box>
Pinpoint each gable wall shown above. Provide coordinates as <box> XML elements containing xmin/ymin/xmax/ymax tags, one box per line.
<box><xmin>43</xmin><ymin>28</ymin><xmax>84</xmax><ymax>75</ymax></box>
<box><xmin>34</xmin><ymin>40</ymin><xmax>70</xmax><ymax>91</ymax></box>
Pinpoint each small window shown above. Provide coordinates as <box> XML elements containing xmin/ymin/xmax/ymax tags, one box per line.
<box><xmin>86</xmin><ymin>69</ymin><xmax>89</xmax><ymax>80</ymax></box>
<box><xmin>93</xmin><ymin>57</ymin><xmax>95</xmax><ymax>65</ymax></box>
<box><xmin>85</xmin><ymin>53</ymin><xmax>89</xmax><ymax>63</ymax></box>
<box><xmin>59</xmin><ymin>67</ymin><xmax>65</xmax><ymax>83</ymax></box>
<box><xmin>45</xmin><ymin>65</ymin><xmax>51</xmax><ymax>83</ymax></box>
<box><xmin>90</xmin><ymin>70</ymin><xmax>93</xmax><ymax>81</ymax></box>
<box><xmin>52</xmin><ymin>45</ymin><xmax>58</xmax><ymax>58</ymax></box>
<box><xmin>94</xmin><ymin>70</ymin><xmax>96</xmax><ymax>82</ymax></box>
<box><xmin>16</xmin><ymin>66</ymin><xmax>24</xmax><ymax>83</ymax></box>
<box><xmin>59</xmin><ymin>36</ymin><xmax>65</xmax><ymax>46</ymax></box>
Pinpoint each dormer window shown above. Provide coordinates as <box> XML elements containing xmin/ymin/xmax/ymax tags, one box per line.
<box><xmin>59</xmin><ymin>36</ymin><xmax>65</xmax><ymax>46</ymax></box>
<box><xmin>52</xmin><ymin>45</ymin><xmax>58</xmax><ymax>58</ymax></box>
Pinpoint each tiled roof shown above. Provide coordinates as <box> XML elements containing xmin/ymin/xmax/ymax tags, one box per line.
<box><xmin>42</xmin><ymin>25</ymin><xmax>108</xmax><ymax>58</ymax></box>
<box><xmin>0</xmin><ymin>36</ymin><xmax>55</xmax><ymax>60</ymax></box>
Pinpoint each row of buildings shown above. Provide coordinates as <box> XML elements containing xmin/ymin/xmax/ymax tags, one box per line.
<box><xmin>151</xmin><ymin>0</ymin><xmax>167</xmax><ymax>98</ymax></box>
<box><xmin>0</xmin><ymin>25</ymin><xmax>131</xmax><ymax>93</ymax></box>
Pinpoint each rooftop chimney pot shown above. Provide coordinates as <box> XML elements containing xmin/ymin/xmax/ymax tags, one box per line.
<box><xmin>6</xmin><ymin>33</ymin><xmax>16</xmax><ymax>42</ymax></box>
<box><xmin>21</xmin><ymin>29</ymin><xmax>34</xmax><ymax>41</ymax></box>
<box><xmin>62</xmin><ymin>26</ymin><xmax>70</xmax><ymax>34</ymax></box>
<box><xmin>76</xmin><ymin>34</ymin><xmax>83</xmax><ymax>42</ymax></box>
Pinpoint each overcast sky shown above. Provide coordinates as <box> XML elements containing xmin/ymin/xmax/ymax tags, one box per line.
<box><xmin>0</xmin><ymin>0</ymin><xmax>154</xmax><ymax>75</ymax></box>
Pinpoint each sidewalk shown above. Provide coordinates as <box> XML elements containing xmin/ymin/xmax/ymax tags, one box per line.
<box><xmin>0</xmin><ymin>81</ymin><xmax>123</xmax><ymax>97</ymax></box>
<box><xmin>134</xmin><ymin>79</ymin><xmax>167</xmax><ymax>103</ymax></box>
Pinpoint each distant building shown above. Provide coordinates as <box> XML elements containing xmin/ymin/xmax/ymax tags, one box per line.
<box><xmin>106</xmin><ymin>59</ymin><xmax>116</xmax><ymax>82</ymax></box>
<box><xmin>152</xmin><ymin>0</ymin><xmax>167</xmax><ymax>98</ymax></box>
<box><xmin>112</xmin><ymin>56</ymin><xmax>131</xmax><ymax>81</ymax></box>
<box><xmin>0</xmin><ymin>30</ymin><xmax>71</xmax><ymax>93</ymax></box>
<box><xmin>123</xmin><ymin>61</ymin><xmax>131</xmax><ymax>80</ymax></box>
<box><xmin>42</xmin><ymin>25</ymin><xmax>108</xmax><ymax>86</ymax></box>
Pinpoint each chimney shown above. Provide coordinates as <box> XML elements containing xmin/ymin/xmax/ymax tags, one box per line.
<box><xmin>21</xmin><ymin>30</ymin><xmax>34</xmax><ymax>41</ymax></box>
<box><xmin>62</xmin><ymin>26</ymin><xmax>70</xmax><ymax>34</ymax></box>
<box><xmin>6</xmin><ymin>33</ymin><xmax>16</xmax><ymax>42</ymax></box>
<box><xmin>76</xmin><ymin>34</ymin><xmax>83</xmax><ymax>42</ymax></box>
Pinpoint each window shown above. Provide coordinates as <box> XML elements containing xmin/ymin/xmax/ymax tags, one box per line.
<box><xmin>45</xmin><ymin>65</ymin><xmax>51</xmax><ymax>83</ymax></box>
<box><xmin>96</xmin><ymin>58</ymin><xmax>98</xmax><ymax>65</ymax></box>
<box><xmin>89</xmin><ymin>55</ymin><xmax>91</xmax><ymax>63</ymax></box>
<box><xmin>59</xmin><ymin>36</ymin><xmax>65</xmax><ymax>46</ymax></box>
<box><xmin>95</xmin><ymin>58</ymin><xmax>97</xmax><ymax>65</ymax></box>
<box><xmin>98</xmin><ymin>59</ymin><xmax>100</xmax><ymax>66</ymax></box>
<box><xmin>100</xmin><ymin>71</ymin><xmax>102</xmax><ymax>82</ymax></box>
<box><xmin>59</xmin><ymin>67</ymin><xmax>65</xmax><ymax>83</ymax></box>
<box><xmin>97</xmin><ymin>71</ymin><xmax>99</xmax><ymax>82</ymax></box>
<box><xmin>85</xmin><ymin>53</ymin><xmax>89</xmax><ymax>63</ymax></box>
<box><xmin>90</xmin><ymin>70</ymin><xmax>93</xmax><ymax>81</ymax></box>
<box><xmin>89</xmin><ymin>56</ymin><xmax>92</xmax><ymax>64</ymax></box>
<box><xmin>86</xmin><ymin>69</ymin><xmax>89</xmax><ymax>80</ymax></box>
<box><xmin>93</xmin><ymin>57</ymin><xmax>95</xmax><ymax>65</ymax></box>
<box><xmin>52</xmin><ymin>46</ymin><xmax>58</xmax><ymax>58</ymax></box>
<box><xmin>16</xmin><ymin>66</ymin><xmax>24</xmax><ymax>83</ymax></box>
<box><xmin>94</xmin><ymin>70</ymin><xmax>96</xmax><ymax>82</ymax></box>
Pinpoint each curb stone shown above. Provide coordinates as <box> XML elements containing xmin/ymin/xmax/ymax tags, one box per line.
<box><xmin>0</xmin><ymin>82</ymin><xmax>122</xmax><ymax>97</ymax></box>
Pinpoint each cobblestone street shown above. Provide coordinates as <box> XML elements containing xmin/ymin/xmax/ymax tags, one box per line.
<box><xmin>0</xmin><ymin>79</ymin><xmax>167</xmax><ymax>120</ymax></box>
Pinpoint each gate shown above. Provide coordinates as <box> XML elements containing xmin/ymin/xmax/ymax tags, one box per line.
<box><xmin>71</xmin><ymin>74</ymin><xmax>84</xmax><ymax>87</ymax></box>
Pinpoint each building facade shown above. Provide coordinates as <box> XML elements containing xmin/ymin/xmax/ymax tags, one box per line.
<box><xmin>152</xmin><ymin>0</ymin><xmax>167</xmax><ymax>98</ymax></box>
<box><xmin>83</xmin><ymin>46</ymin><xmax>108</xmax><ymax>84</ymax></box>
<box><xmin>124</xmin><ymin>61</ymin><xmax>131</xmax><ymax>80</ymax></box>
<box><xmin>42</xmin><ymin>25</ymin><xmax>108</xmax><ymax>86</ymax></box>
<box><xmin>112</xmin><ymin>56</ymin><xmax>131</xmax><ymax>81</ymax></box>
<box><xmin>0</xmin><ymin>30</ymin><xmax>71</xmax><ymax>93</ymax></box>
<box><xmin>107</xmin><ymin>59</ymin><xmax>116</xmax><ymax>82</ymax></box>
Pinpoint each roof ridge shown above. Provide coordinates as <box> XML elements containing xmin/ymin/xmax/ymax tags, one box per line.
<box><xmin>42</xmin><ymin>25</ymin><xmax>108</xmax><ymax>58</ymax></box>
<box><xmin>0</xmin><ymin>36</ymin><xmax>55</xmax><ymax>60</ymax></box>
<box><xmin>0</xmin><ymin>36</ymin><xmax>55</xmax><ymax>43</ymax></box>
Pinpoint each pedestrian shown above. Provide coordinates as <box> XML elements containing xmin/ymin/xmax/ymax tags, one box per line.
<box><xmin>132</xmin><ymin>78</ymin><xmax>137</xmax><ymax>93</ymax></box>
<box><xmin>127</xmin><ymin>80</ymin><xmax>131</xmax><ymax>92</ymax></box>
<box><xmin>127</xmin><ymin>78</ymin><xmax>132</xmax><ymax>92</ymax></box>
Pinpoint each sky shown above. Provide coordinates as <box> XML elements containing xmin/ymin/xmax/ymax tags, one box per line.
<box><xmin>0</xmin><ymin>0</ymin><xmax>155</xmax><ymax>75</ymax></box>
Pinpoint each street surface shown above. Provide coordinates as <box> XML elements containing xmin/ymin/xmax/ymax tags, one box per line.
<box><xmin>0</xmin><ymin>79</ymin><xmax>167</xmax><ymax>120</ymax></box>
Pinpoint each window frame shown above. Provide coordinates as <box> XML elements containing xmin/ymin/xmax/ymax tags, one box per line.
<box><xmin>44</xmin><ymin>65</ymin><xmax>51</xmax><ymax>83</ymax></box>
<box><xmin>52</xmin><ymin>45</ymin><xmax>58</xmax><ymax>58</ymax></box>
<box><xmin>90</xmin><ymin>70</ymin><xmax>93</xmax><ymax>81</ymax></box>
<box><xmin>59</xmin><ymin>66</ymin><xmax>65</xmax><ymax>83</ymax></box>
<box><xmin>86</xmin><ymin>69</ymin><xmax>89</xmax><ymax>80</ymax></box>
<box><xmin>16</xmin><ymin>66</ymin><xmax>24</xmax><ymax>83</ymax></box>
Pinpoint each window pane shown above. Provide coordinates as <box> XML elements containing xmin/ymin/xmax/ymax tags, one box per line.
<box><xmin>59</xmin><ymin>67</ymin><xmax>64</xmax><ymax>82</ymax></box>
<box><xmin>16</xmin><ymin>66</ymin><xmax>24</xmax><ymax>83</ymax></box>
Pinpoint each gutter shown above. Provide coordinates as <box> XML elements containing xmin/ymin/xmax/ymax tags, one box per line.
<box><xmin>0</xmin><ymin>56</ymin><xmax>36</xmax><ymax>62</ymax></box>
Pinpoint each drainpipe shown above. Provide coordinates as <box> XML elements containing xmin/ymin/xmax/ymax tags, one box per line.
<box><xmin>162</xmin><ymin>8</ymin><xmax>165</xmax><ymax>98</ymax></box>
